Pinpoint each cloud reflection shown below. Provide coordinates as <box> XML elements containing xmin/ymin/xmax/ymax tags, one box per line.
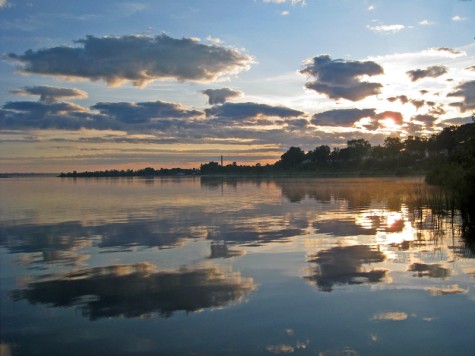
<box><xmin>305</xmin><ymin>245</ymin><xmax>387</xmax><ymax>292</ymax></box>
<box><xmin>12</xmin><ymin>263</ymin><xmax>255</xmax><ymax>320</ymax></box>
<box><xmin>408</xmin><ymin>263</ymin><xmax>450</xmax><ymax>279</ymax></box>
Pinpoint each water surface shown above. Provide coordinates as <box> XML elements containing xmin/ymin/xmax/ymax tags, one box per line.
<box><xmin>1</xmin><ymin>177</ymin><xmax>474</xmax><ymax>355</ymax></box>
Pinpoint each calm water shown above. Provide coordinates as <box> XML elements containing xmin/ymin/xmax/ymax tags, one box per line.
<box><xmin>1</xmin><ymin>177</ymin><xmax>475</xmax><ymax>355</ymax></box>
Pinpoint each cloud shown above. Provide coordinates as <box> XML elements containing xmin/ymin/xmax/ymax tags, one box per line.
<box><xmin>447</xmin><ymin>80</ymin><xmax>475</xmax><ymax>112</ymax></box>
<box><xmin>435</xmin><ymin>47</ymin><xmax>465</xmax><ymax>56</ymax></box>
<box><xmin>388</xmin><ymin>96</ymin><xmax>427</xmax><ymax>110</ymax></box>
<box><xmin>366</xmin><ymin>24</ymin><xmax>405</xmax><ymax>33</ymax></box>
<box><xmin>466</xmin><ymin>66</ymin><xmax>475</xmax><ymax>72</ymax></box>
<box><xmin>308</xmin><ymin>108</ymin><xmax>406</xmax><ymax>130</ymax></box>
<box><xmin>92</xmin><ymin>100</ymin><xmax>204</xmax><ymax>123</ymax></box>
<box><xmin>411</xmin><ymin>114</ymin><xmax>437</xmax><ymax>127</ymax></box>
<box><xmin>388</xmin><ymin>95</ymin><xmax>409</xmax><ymax>104</ymax></box>
<box><xmin>6</xmin><ymin>34</ymin><xmax>254</xmax><ymax>87</ymax></box>
<box><xmin>201</xmin><ymin>88</ymin><xmax>243</xmax><ymax>105</ymax></box>
<box><xmin>311</xmin><ymin>108</ymin><xmax>376</xmax><ymax>127</ymax></box>
<box><xmin>205</xmin><ymin>102</ymin><xmax>304</xmax><ymax>120</ymax></box>
<box><xmin>1</xmin><ymin>101</ymin><xmax>111</xmax><ymax>130</ymax></box>
<box><xmin>419</xmin><ymin>20</ymin><xmax>433</xmax><ymax>26</ymax></box>
<box><xmin>406</xmin><ymin>65</ymin><xmax>448</xmax><ymax>82</ymax></box>
<box><xmin>1</xmin><ymin>99</ymin><xmax>205</xmax><ymax>131</ymax></box>
<box><xmin>452</xmin><ymin>15</ymin><xmax>466</xmax><ymax>21</ymax></box>
<box><xmin>300</xmin><ymin>55</ymin><xmax>384</xmax><ymax>101</ymax></box>
<box><xmin>11</xmin><ymin>86</ymin><xmax>88</xmax><ymax>103</ymax></box>
<box><xmin>3</xmin><ymin>101</ymin><xmax>88</xmax><ymax>114</ymax></box>
<box><xmin>263</xmin><ymin>0</ymin><xmax>305</xmax><ymax>5</ymax></box>
<box><xmin>1</xmin><ymin>98</ymin><xmax>314</xmax><ymax>149</ymax></box>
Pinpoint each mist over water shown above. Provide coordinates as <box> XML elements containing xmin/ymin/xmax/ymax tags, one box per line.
<box><xmin>1</xmin><ymin>177</ymin><xmax>474</xmax><ymax>355</ymax></box>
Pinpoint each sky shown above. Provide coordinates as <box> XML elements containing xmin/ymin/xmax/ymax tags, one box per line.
<box><xmin>0</xmin><ymin>0</ymin><xmax>474</xmax><ymax>173</ymax></box>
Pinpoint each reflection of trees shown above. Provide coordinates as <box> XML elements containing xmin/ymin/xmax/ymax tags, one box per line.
<box><xmin>12</xmin><ymin>263</ymin><xmax>255</xmax><ymax>320</ymax></box>
<box><xmin>305</xmin><ymin>245</ymin><xmax>387</xmax><ymax>292</ymax></box>
<box><xmin>278</xmin><ymin>178</ymin><xmax>420</xmax><ymax>210</ymax></box>
<box><xmin>208</xmin><ymin>242</ymin><xmax>245</xmax><ymax>259</ymax></box>
<box><xmin>313</xmin><ymin>219</ymin><xmax>376</xmax><ymax>237</ymax></box>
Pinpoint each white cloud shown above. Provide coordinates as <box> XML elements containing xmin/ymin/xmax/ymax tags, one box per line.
<box><xmin>419</xmin><ymin>20</ymin><xmax>433</xmax><ymax>26</ymax></box>
<box><xmin>368</xmin><ymin>5</ymin><xmax>375</xmax><ymax>11</ymax></box>
<box><xmin>262</xmin><ymin>0</ymin><xmax>305</xmax><ymax>5</ymax></box>
<box><xmin>452</xmin><ymin>15</ymin><xmax>466</xmax><ymax>21</ymax></box>
<box><xmin>281</xmin><ymin>10</ymin><xmax>290</xmax><ymax>16</ymax></box>
<box><xmin>367</xmin><ymin>24</ymin><xmax>405</xmax><ymax>34</ymax></box>
<box><xmin>206</xmin><ymin>36</ymin><xmax>222</xmax><ymax>44</ymax></box>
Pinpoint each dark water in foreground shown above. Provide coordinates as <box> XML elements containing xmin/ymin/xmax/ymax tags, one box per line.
<box><xmin>1</xmin><ymin>177</ymin><xmax>474</xmax><ymax>355</ymax></box>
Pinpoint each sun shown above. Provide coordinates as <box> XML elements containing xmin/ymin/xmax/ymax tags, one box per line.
<box><xmin>380</xmin><ymin>118</ymin><xmax>400</xmax><ymax>131</ymax></box>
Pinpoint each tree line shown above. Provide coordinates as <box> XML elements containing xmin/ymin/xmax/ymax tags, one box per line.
<box><xmin>59</xmin><ymin>167</ymin><xmax>199</xmax><ymax>178</ymax></box>
<box><xmin>201</xmin><ymin>122</ymin><xmax>475</xmax><ymax>178</ymax></box>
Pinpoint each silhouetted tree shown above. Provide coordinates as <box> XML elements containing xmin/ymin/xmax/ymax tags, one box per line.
<box><xmin>383</xmin><ymin>137</ymin><xmax>403</xmax><ymax>157</ymax></box>
<box><xmin>278</xmin><ymin>146</ymin><xmax>306</xmax><ymax>169</ymax></box>
<box><xmin>307</xmin><ymin>145</ymin><xmax>331</xmax><ymax>163</ymax></box>
<box><xmin>346</xmin><ymin>139</ymin><xmax>371</xmax><ymax>161</ymax></box>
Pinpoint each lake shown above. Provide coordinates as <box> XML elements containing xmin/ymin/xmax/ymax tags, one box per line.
<box><xmin>1</xmin><ymin>176</ymin><xmax>475</xmax><ymax>355</ymax></box>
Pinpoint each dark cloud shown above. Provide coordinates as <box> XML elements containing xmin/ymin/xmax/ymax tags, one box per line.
<box><xmin>11</xmin><ymin>86</ymin><xmax>88</xmax><ymax>103</ymax></box>
<box><xmin>7</xmin><ymin>34</ymin><xmax>253</xmax><ymax>86</ymax></box>
<box><xmin>466</xmin><ymin>66</ymin><xmax>475</xmax><ymax>72</ymax></box>
<box><xmin>4</xmin><ymin>100</ymin><xmax>87</xmax><ymax>113</ymax></box>
<box><xmin>284</xmin><ymin>118</ymin><xmax>309</xmax><ymax>129</ymax></box>
<box><xmin>1</xmin><ymin>99</ymin><xmax>206</xmax><ymax>131</ymax></box>
<box><xmin>205</xmin><ymin>102</ymin><xmax>304</xmax><ymax>120</ymax></box>
<box><xmin>388</xmin><ymin>95</ymin><xmax>409</xmax><ymax>104</ymax></box>
<box><xmin>406</xmin><ymin>65</ymin><xmax>448</xmax><ymax>82</ymax></box>
<box><xmin>387</xmin><ymin>96</ymin><xmax>425</xmax><ymax>110</ymax></box>
<box><xmin>435</xmin><ymin>47</ymin><xmax>465</xmax><ymax>55</ymax></box>
<box><xmin>439</xmin><ymin>115</ymin><xmax>473</xmax><ymax>126</ymax></box>
<box><xmin>92</xmin><ymin>100</ymin><xmax>204</xmax><ymax>123</ymax></box>
<box><xmin>1</xmin><ymin>101</ymin><xmax>113</xmax><ymax>130</ymax></box>
<box><xmin>300</xmin><ymin>55</ymin><xmax>384</xmax><ymax>101</ymax></box>
<box><xmin>427</xmin><ymin>103</ymin><xmax>446</xmax><ymax>116</ymax></box>
<box><xmin>411</xmin><ymin>114</ymin><xmax>437</xmax><ymax>127</ymax></box>
<box><xmin>12</xmin><ymin>263</ymin><xmax>255</xmax><ymax>320</ymax></box>
<box><xmin>447</xmin><ymin>80</ymin><xmax>475</xmax><ymax>112</ymax></box>
<box><xmin>308</xmin><ymin>108</ymin><xmax>405</xmax><ymax>130</ymax></box>
<box><xmin>410</xmin><ymin>99</ymin><xmax>425</xmax><ymax>110</ymax></box>
<box><xmin>311</xmin><ymin>108</ymin><xmax>375</xmax><ymax>127</ymax></box>
<box><xmin>0</xmin><ymin>97</ymin><xmax>389</xmax><ymax>149</ymax></box>
<box><xmin>305</xmin><ymin>245</ymin><xmax>387</xmax><ymax>292</ymax></box>
<box><xmin>201</xmin><ymin>88</ymin><xmax>243</xmax><ymax>105</ymax></box>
